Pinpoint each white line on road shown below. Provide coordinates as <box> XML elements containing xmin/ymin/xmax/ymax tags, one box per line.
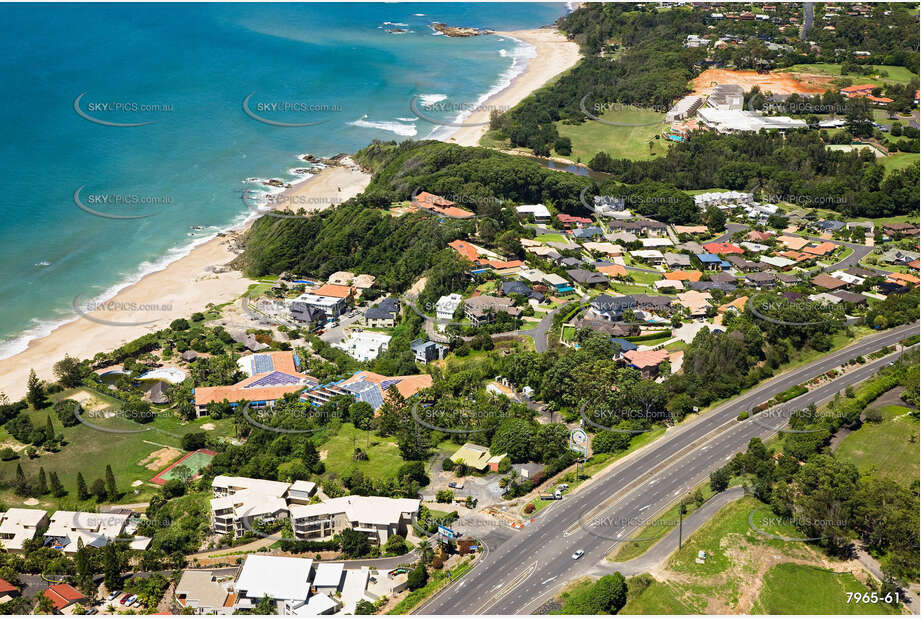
<box><xmin>542</xmin><ymin>576</ymin><xmax>558</xmax><ymax>585</ymax></box>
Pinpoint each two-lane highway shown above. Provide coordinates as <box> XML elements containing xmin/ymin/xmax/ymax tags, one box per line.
<box><xmin>419</xmin><ymin>324</ymin><xmax>917</xmax><ymax>614</ymax></box>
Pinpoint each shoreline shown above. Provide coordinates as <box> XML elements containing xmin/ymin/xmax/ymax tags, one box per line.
<box><xmin>0</xmin><ymin>27</ymin><xmax>578</xmax><ymax>402</ymax></box>
<box><xmin>446</xmin><ymin>28</ymin><xmax>581</xmax><ymax>147</ymax></box>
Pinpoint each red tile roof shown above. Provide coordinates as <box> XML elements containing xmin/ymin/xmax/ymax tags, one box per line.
<box><xmin>44</xmin><ymin>584</ymin><xmax>86</xmax><ymax>611</ymax></box>
<box><xmin>0</xmin><ymin>579</ymin><xmax>17</xmax><ymax>595</ymax></box>
<box><xmin>802</xmin><ymin>242</ymin><xmax>837</xmax><ymax>256</ymax></box>
<box><xmin>313</xmin><ymin>284</ymin><xmax>352</xmax><ymax>299</ymax></box>
<box><xmin>557</xmin><ymin>213</ymin><xmax>593</xmax><ymax>225</ymax></box>
<box><xmin>414</xmin><ymin>192</ymin><xmax>475</xmax><ymax>219</ymax></box>
<box><xmin>702</xmin><ymin>242</ymin><xmax>744</xmax><ymax>255</ymax></box>
<box><xmin>664</xmin><ymin>270</ymin><xmax>703</xmax><ymax>281</ymax></box>
<box><xmin>623</xmin><ymin>349</ymin><xmax>670</xmax><ymax>370</ymax></box>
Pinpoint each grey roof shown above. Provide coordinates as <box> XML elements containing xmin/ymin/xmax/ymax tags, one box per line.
<box><xmin>687</xmin><ymin>281</ymin><xmax>737</xmax><ymax>292</ymax></box>
<box><xmin>709</xmin><ymin>272</ymin><xmax>737</xmax><ymax>284</ymax></box>
<box><xmin>590</xmin><ymin>294</ymin><xmax>636</xmax><ymax>312</ymax></box>
<box><xmin>291</xmin><ymin>302</ymin><xmax>327</xmax><ymax>323</ymax></box>
<box><xmin>609</xmin><ymin>219</ymin><xmax>667</xmax><ymax>231</ymax></box>
<box><xmin>365</xmin><ymin>297</ymin><xmax>400</xmax><ymax>320</ymax></box>
<box><xmin>628</xmin><ymin>294</ymin><xmax>673</xmax><ymax>309</ymax></box>
<box><xmin>745</xmin><ymin>271</ymin><xmax>776</xmax><ymax>282</ymax></box>
<box><xmin>571</xmin><ymin>226</ymin><xmax>604</xmax><ymax>238</ymax></box>
<box><xmin>665</xmin><ymin>254</ymin><xmax>692</xmax><ymax>267</ymax></box>
<box><xmin>830</xmin><ymin>290</ymin><xmax>867</xmax><ymax>304</ymax></box>
<box><xmin>676</xmin><ymin>241</ymin><xmax>705</xmax><ymax>254</ymax></box>
<box><xmin>566</xmin><ymin>268</ymin><xmax>608</xmax><ymax>285</ymax></box>
<box><xmin>181</xmin><ymin>350</ymin><xmax>199</xmax><ymax>361</ymax></box>
<box><xmin>557</xmin><ymin>256</ymin><xmax>583</xmax><ymax>267</ymax></box>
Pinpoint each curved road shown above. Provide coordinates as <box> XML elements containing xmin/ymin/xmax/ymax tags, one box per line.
<box><xmin>419</xmin><ymin>324</ymin><xmax>918</xmax><ymax>614</ymax></box>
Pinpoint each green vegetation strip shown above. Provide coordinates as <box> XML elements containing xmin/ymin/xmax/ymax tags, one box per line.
<box><xmin>391</xmin><ymin>558</ymin><xmax>473</xmax><ymax>615</ymax></box>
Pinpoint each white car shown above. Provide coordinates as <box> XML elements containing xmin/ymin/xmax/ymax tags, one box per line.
<box><xmin>571</xmin><ymin>550</ymin><xmax>584</xmax><ymax>560</ymax></box>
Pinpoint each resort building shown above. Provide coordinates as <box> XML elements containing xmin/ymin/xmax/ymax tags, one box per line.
<box><xmin>449</xmin><ymin>443</ymin><xmax>507</xmax><ymax>472</ymax></box>
<box><xmin>706</xmin><ymin>84</ymin><xmax>745</xmax><ymax>110</ymax></box>
<box><xmin>289</xmin><ymin>496</ymin><xmax>421</xmax><ymax>545</ymax></box>
<box><xmin>194</xmin><ymin>352</ymin><xmax>317</xmax><ymax>415</ymax></box>
<box><xmin>233</xmin><ymin>555</ymin><xmax>313</xmax><ymax>613</ymax></box>
<box><xmin>210</xmin><ymin>476</ymin><xmax>291</xmax><ymax>538</ymax></box>
<box><xmin>301</xmin><ymin>370</ymin><xmax>432</xmax><ymax>411</ymax></box>
<box><xmin>0</xmin><ymin>508</ymin><xmax>48</xmax><ymax>551</ymax></box>
<box><xmin>44</xmin><ymin>511</ymin><xmax>150</xmax><ymax>552</ymax></box>
<box><xmin>333</xmin><ymin>331</ymin><xmax>392</xmax><ymax>361</ymax></box>
<box><xmin>666</xmin><ymin>95</ymin><xmax>703</xmax><ymax>121</ymax></box>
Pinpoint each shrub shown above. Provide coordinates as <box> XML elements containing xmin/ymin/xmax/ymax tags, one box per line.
<box><xmin>441</xmin><ymin>458</ymin><xmax>455</xmax><ymax>472</ymax></box>
<box><xmin>523</xmin><ymin>503</ymin><xmax>535</xmax><ymax>514</ymax></box>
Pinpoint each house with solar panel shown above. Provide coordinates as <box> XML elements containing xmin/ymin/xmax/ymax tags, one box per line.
<box><xmin>193</xmin><ymin>352</ymin><xmax>318</xmax><ymax>416</ymax></box>
<box><xmin>301</xmin><ymin>371</ymin><xmax>432</xmax><ymax>412</ymax></box>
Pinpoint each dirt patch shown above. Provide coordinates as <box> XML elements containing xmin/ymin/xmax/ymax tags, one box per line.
<box><xmin>70</xmin><ymin>389</ymin><xmax>111</xmax><ymax>412</ymax></box>
<box><xmin>23</xmin><ymin>498</ymin><xmax>39</xmax><ymax>506</ymax></box>
<box><xmin>139</xmin><ymin>447</ymin><xmax>182</xmax><ymax>471</ymax></box>
<box><xmin>691</xmin><ymin>68</ymin><xmax>831</xmax><ymax>97</ymax></box>
<box><xmin>319</xmin><ymin>449</ymin><xmax>328</xmax><ymax>461</ymax></box>
<box><xmin>131</xmin><ymin>480</ymin><xmax>143</xmax><ymax>487</ymax></box>
<box><xmin>200</xmin><ymin>423</ymin><xmax>216</xmax><ymax>431</ymax></box>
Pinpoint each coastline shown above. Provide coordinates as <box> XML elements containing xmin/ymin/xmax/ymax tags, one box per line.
<box><xmin>0</xmin><ymin>27</ymin><xmax>577</xmax><ymax>402</ymax></box>
<box><xmin>446</xmin><ymin>28</ymin><xmax>581</xmax><ymax>147</ymax></box>
<box><xmin>0</xmin><ymin>165</ymin><xmax>371</xmax><ymax>401</ymax></box>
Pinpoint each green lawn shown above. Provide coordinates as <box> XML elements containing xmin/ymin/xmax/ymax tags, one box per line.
<box><xmin>535</xmin><ymin>233</ymin><xmax>568</xmax><ymax>243</ymax></box>
<box><xmin>880</xmin><ymin>152</ymin><xmax>920</xmax><ymax>176</ymax></box>
<box><xmin>556</xmin><ymin>108</ymin><xmax>669</xmax><ymax>162</ymax></box>
<box><xmin>753</xmin><ymin>563</ymin><xmax>899</xmax><ymax>614</ymax></box>
<box><xmin>780</xmin><ymin>63</ymin><xmax>917</xmax><ymax>85</ymax></box>
<box><xmin>622</xmin><ymin>496</ymin><xmax>894</xmax><ymax>613</ymax></box>
<box><xmin>317</xmin><ymin>422</ymin><xmax>407</xmax><ymax>483</ymax></box>
<box><xmin>629</xmin><ymin>270</ymin><xmax>662</xmax><ymax>285</ymax></box>
<box><xmin>835</xmin><ymin>404</ymin><xmax>920</xmax><ymax>488</ymax></box>
<box><xmin>0</xmin><ymin>388</ymin><xmax>235</xmax><ymax>509</ymax></box>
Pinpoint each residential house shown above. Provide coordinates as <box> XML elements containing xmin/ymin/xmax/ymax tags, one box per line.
<box><xmin>709</xmin><ymin>272</ymin><xmax>737</xmax><ymax>285</ymax></box>
<box><xmin>882</xmin><ymin>222</ymin><xmax>920</xmax><ymax>238</ymax></box>
<box><xmin>542</xmin><ymin>273</ymin><xmax>573</xmax><ymax>293</ymax></box>
<box><xmin>516</xmin><ymin>204</ymin><xmax>551</xmax><ymax>223</ymax></box>
<box><xmin>696</xmin><ymin>253</ymin><xmax>724</xmax><ymax>271</ymax></box>
<box><xmin>410</xmin><ymin>339</ymin><xmax>448</xmax><ymax>365</ymax></box>
<box><xmin>290</xmin><ymin>302</ymin><xmax>327</xmax><ymax>329</ymax></box>
<box><xmin>449</xmin><ymin>443</ymin><xmax>507</xmax><ymax>472</ymax></box>
<box><xmin>233</xmin><ymin>555</ymin><xmax>312</xmax><ymax>613</ymax></box>
<box><xmin>630</xmin><ymin>249</ymin><xmax>665</xmax><ymax>265</ymax></box>
<box><xmin>777</xmin><ymin>235</ymin><xmax>810</xmax><ymax>251</ymax></box>
<box><xmin>641</xmin><ymin>238</ymin><xmax>673</xmax><ymax>249</ymax></box>
<box><xmin>881</xmin><ymin>248</ymin><xmax>920</xmax><ymax>265</ymax></box>
<box><xmin>675</xmin><ymin>290</ymin><xmax>713</xmax><ymax>317</ymax></box>
<box><xmin>830</xmin><ymin>290</ymin><xmax>868</xmax><ymax>306</ymax></box>
<box><xmin>582</xmin><ymin>241</ymin><xmax>624</xmax><ymax>257</ymax></box>
<box><xmin>571</xmin><ymin>226</ymin><xmax>604</xmax><ymax>240</ymax></box>
<box><xmin>664</xmin><ymin>253</ymin><xmax>692</xmax><ymax>269</ymax></box>
<box><xmin>45</xmin><ymin>511</ymin><xmax>149</xmax><ymax>553</ymax></box>
<box><xmin>436</xmin><ymin>293</ymin><xmax>463</xmax><ymax>320</ymax></box>
<box><xmin>702</xmin><ymin>242</ymin><xmax>744</xmax><ymax>255</ymax></box>
<box><xmin>42</xmin><ymin>584</ymin><xmax>88</xmax><ymax>614</ymax></box>
<box><xmin>557</xmin><ymin>213</ymin><xmax>593</xmax><ymax>227</ymax></box>
<box><xmin>610</xmin><ymin>338</ymin><xmax>638</xmax><ymax>357</ymax></box>
<box><xmin>572</xmin><ymin>317</ymin><xmax>636</xmax><ymax>338</ymax></box>
<box><xmin>759</xmin><ymin>255</ymin><xmax>796</xmax><ymax>270</ymax></box>
<box><xmin>609</xmin><ymin>219</ymin><xmax>668</xmax><ymax>236</ymax></box>
<box><xmin>334</xmin><ymin>331</ymin><xmax>392</xmax><ymax>361</ymax></box>
<box><xmin>663</xmin><ymin>270</ymin><xmax>702</xmax><ymax>282</ymax></box>
<box><xmin>739</xmin><ymin>242</ymin><xmax>770</xmax><ymax>254</ymax></box>
<box><xmin>803</xmin><ymin>242</ymin><xmax>837</xmax><ymax>257</ymax></box>
<box><xmin>566</xmin><ymin>269</ymin><xmax>608</xmax><ymax>286</ymax></box>
<box><xmin>622</xmin><ymin>349</ymin><xmax>670</xmax><ymax>378</ymax></box>
<box><xmin>464</xmin><ymin>295</ymin><xmax>521</xmax><ymax>326</ymax></box>
<box><xmin>745</xmin><ymin>271</ymin><xmax>777</xmax><ymax>288</ymax></box>
<box><xmin>500</xmin><ymin>280</ymin><xmax>543</xmax><ymax>301</ymax></box>
<box><xmin>812</xmin><ymin>273</ymin><xmax>848</xmax><ymax>291</ymax></box>
<box><xmin>413</xmin><ymin>192</ymin><xmax>474</xmax><ymax>219</ymax></box>
<box><xmin>726</xmin><ymin>255</ymin><xmax>761</xmax><ymax>272</ymax></box>
<box><xmin>589</xmin><ymin>294</ymin><xmax>637</xmax><ymax>321</ymax></box>
<box><xmin>363</xmin><ymin>297</ymin><xmax>400</xmax><ymax>328</ymax></box>
<box><xmin>597</xmin><ymin>264</ymin><xmax>628</xmax><ymax>279</ymax></box>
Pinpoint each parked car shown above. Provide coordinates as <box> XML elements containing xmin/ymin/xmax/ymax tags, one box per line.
<box><xmin>571</xmin><ymin>549</ymin><xmax>584</xmax><ymax>560</ymax></box>
<box><xmin>107</xmin><ymin>591</ymin><xmax>120</xmax><ymax>602</ymax></box>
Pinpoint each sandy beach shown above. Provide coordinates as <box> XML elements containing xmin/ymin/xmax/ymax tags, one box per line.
<box><xmin>448</xmin><ymin>28</ymin><xmax>581</xmax><ymax>147</ymax></box>
<box><xmin>0</xmin><ymin>165</ymin><xmax>370</xmax><ymax>401</ymax></box>
<box><xmin>0</xmin><ymin>28</ymin><xmax>573</xmax><ymax>401</ymax></box>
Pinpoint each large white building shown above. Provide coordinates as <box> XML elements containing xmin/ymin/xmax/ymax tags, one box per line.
<box><xmin>210</xmin><ymin>476</ymin><xmax>292</xmax><ymax>537</ymax></box>
<box><xmin>333</xmin><ymin>331</ymin><xmax>392</xmax><ymax>361</ymax></box>
<box><xmin>45</xmin><ymin>511</ymin><xmax>150</xmax><ymax>552</ymax></box>
<box><xmin>697</xmin><ymin>108</ymin><xmax>807</xmax><ymax>133</ymax></box>
<box><xmin>290</xmin><ymin>496</ymin><xmax>420</xmax><ymax>546</ymax></box>
<box><xmin>0</xmin><ymin>508</ymin><xmax>48</xmax><ymax>551</ymax></box>
<box><xmin>435</xmin><ymin>293</ymin><xmax>463</xmax><ymax>321</ymax></box>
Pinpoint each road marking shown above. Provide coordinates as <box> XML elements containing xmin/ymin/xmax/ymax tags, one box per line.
<box><xmin>639</xmin><ymin>504</ymin><xmax>650</xmax><ymax>511</ymax></box>
<box><xmin>542</xmin><ymin>576</ymin><xmax>558</xmax><ymax>584</ymax></box>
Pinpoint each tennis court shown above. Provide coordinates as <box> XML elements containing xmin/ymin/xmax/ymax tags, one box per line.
<box><xmin>150</xmin><ymin>448</ymin><xmax>216</xmax><ymax>485</ymax></box>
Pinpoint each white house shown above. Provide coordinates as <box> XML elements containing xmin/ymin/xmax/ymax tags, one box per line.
<box><xmin>210</xmin><ymin>476</ymin><xmax>291</xmax><ymax>537</ymax></box>
<box><xmin>435</xmin><ymin>293</ymin><xmax>463</xmax><ymax>321</ymax></box>
<box><xmin>516</xmin><ymin>204</ymin><xmax>550</xmax><ymax>223</ymax></box>
<box><xmin>0</xmin><ymin>508</ymin><xmax>48</xmax><ymax>551</ymax></box>
<box><xmin>290</xmin><ymin>496</ymin><xmax>420</xmax><ymax>545</ymax></box>
<box><xmin>333</xmin><ymin>331</ymin><xmax>392</xmax><ymax>361</ymax></box>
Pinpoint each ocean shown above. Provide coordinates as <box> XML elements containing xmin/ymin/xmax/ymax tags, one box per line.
<box><xmin>0</xmin><ymin>2</ymin><xmax>569</xmax><ymax>359</ymax></box>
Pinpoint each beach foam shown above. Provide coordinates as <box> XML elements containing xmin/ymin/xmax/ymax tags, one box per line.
<box><xmin>349</xmin><ymin>115</ymin><xmax>417</xmax><ymax>137</ymax></box>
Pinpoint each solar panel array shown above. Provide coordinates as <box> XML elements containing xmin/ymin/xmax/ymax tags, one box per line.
<box><xmin>343</xmin><ymin>380</ymin><xmax>384</xmax><ymax>410</ymax></box>
<box><xmin>246</xmin><ymin>371</ymin><xmax>301</xmax><ymax>388</ymax></box>
<box><xmin>252</xmin><ymin>354</ymin><xmax>275</xmax><ymax>374</ymax></box>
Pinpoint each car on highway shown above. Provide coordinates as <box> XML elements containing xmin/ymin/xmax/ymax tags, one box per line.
<box><xmin>571</xmin><ymin>549</ymin><xmax>584</xmax><ymax>560</ymax></box>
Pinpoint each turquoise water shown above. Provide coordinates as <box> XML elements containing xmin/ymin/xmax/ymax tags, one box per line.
<box><xmin>0</xmin><ymin>3</ymin><xmax>568</xmax><ymax>356</ymax></box>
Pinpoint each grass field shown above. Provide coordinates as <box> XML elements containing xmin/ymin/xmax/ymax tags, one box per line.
<box><xmin>556</xmin><ymin>108</ymin><xmax>669</xmax><ymax>163</ymax></box>
<box><xmin>535</xmin><ymin>233</ymin><xmax>568</xmax><ymax>243</ymax></box>
<box><xmin>835</xmin><ymin>404</ymin><xmax>920</xmax><ymax>488</ymax></box>
<box><xmin>0</xmin><ymin>388</ymin><xmax>235</xmax><ymax>508</ymax></box>
<box><xmin>880</xmin><ymin>152</ymin><xmax>920</xmax><ymax>175</ymax></box>
<box><xmin>317</xmin><ymin>422</ymin><xmax>406</xmax><ymax>483</ymax></box>
<box><xmin>780</xmin><ymin>63</ymin><xmax>918</xmax><ymax>86</ymax></box>
<box><xmin>752</xmin><ymin>563</ymin><xmax>899</xmax><ymax>614</ymax></box>
<box><xmin>620</xmin><ymin>496</ymin><xmax>893</xmax><ymax>613</ymax></box>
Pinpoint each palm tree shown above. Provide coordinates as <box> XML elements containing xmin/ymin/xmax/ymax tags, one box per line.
<box><xmin>416</xmin><ymin>539</ymin><xmax>434</xmax><ymax>565</ymax></box>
